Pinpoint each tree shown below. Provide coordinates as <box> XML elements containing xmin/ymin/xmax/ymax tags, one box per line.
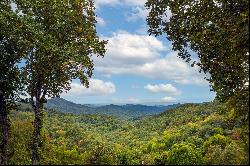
<box><xmin>0</xmin><ymin>1</ymin><xmax>27</xmax><ymax>164</ymax></box>
<box><xmin>146</xmin><ymin>0</ymin><xmax>249</xmax><ymax>120</ymax></box>
<box><xmin>14</xmin><ymin>0</ymin><xmax>106</xmax><ymax>164</ymax></box>
<box><xmin>166</xmin><ymin>143</ymin><xmax>203</xmax><ymax>165</ymax></box>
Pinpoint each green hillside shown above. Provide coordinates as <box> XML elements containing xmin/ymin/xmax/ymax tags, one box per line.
<box><xmin>45</xmin><ymin>97</ymin><xmax>181</xmax><ymax>119</ymax></box>
<box><xmin>5</xmin><ymin>101</ymin><xmax>249</xmax><ymax>165</ymax></box>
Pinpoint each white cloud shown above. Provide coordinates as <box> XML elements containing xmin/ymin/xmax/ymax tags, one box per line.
<box><xmin>63</xmin><ymin>79</ymin><xmax>116</xmax><ymax>96</ymax></box>
<box><xmin>93</xmin><ymin>31</ymin><xmax>208</xmax><ymax>86</ymax></box>
<box><xmin>160</xmin><ymin>96</ymin><xmax>176</xmax><ymax>103</ymax></box>
<box><xmin>95</xmin><ymin>31</ymin><xmax>166</xmax><ymax>65</ymax></box>
<box><xmin>135</xmin><ymin>52</ymin><xmax>208</xmax><ymax>85</ymax></box>
<box><xmin>96</xmin><ymin>17</ymin><xmax>106</xmax><ymax>26</ymax></box>
<box><xmin>144</xmin><ymin>83</ymin><xmax>181</xmax><ymax>95</ymax></box>
<box><xmin>127</xmin><ymin>6</ymin><xmax>149</xmax><ymax>22</ymax></box>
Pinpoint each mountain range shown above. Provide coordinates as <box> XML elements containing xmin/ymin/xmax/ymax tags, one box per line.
<box><xmin>45</xmin><ymin>97</ymin><xmax>181</xmax><ymax>119</ymax></box>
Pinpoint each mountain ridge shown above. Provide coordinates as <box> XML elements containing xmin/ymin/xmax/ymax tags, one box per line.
<box><xmin>45</xmin><ymin>97</ymin><xmax>181</xmax><ymax>119</ymax></box>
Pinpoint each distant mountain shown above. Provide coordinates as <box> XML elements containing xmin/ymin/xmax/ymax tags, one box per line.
<box><xmin>45</xmin><ymin>97</ymin><xmax>181</xmax><ymax>119</ymax></box>
<box><xmin>45</xmin><ymin>98</ymin><xmax>96</xmax><ymax>114</ymax></box>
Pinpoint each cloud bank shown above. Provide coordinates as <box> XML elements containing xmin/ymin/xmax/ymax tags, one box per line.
<box><xmin>94</xmin><ymin>31</ymin><xmax>209</xmax><ymax>86</ymax></box>
<box><xmin>144</xmin><ymin>83</ymin><xmax>181</xmax><ymax>95</ymax></box>
<box><xmin>63</xmin><ymin>79</ymin><xmax>116</xmax><ymax>96</ymax></box>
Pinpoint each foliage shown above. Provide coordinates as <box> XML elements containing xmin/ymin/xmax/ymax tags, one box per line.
<box><xmin>14</xmin><ymin>0</ymin><xmax>107</xmax><ymax>99</ymax></box>
<box><xmin>11</xmin><ymin>0</ymin><xmax>107</xmax><ymax>164</ymax></box>
<box><xmin>146</xmin><ymin>0</ymin><xmax>249</xmax><ymax>119</ymax></box>
<box><xmin>5</xmin><ymin>101</ymin><xmax>249</xmax><ymax>165</ymax></box>
<box><xmin>0</xmin><ymin>0</ymin><xmax>25</xmax><ymax>102</ymax></box>
<box><xmin>166</xmin><ymin>143</ymin><xmax>203</xmax><ymax>165</ymax></box>
<box><xmin>0</xmin><ymin>1</ymin><xmax>28</xmax><ymax>164</ymax></box>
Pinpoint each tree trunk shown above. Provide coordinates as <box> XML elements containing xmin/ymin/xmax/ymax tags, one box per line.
<box><xmin>31</xmin><ymin>74</ymin><xmax>47</xmax><ymax>165</ymax></box>
<box><xmin>31</xmin><ymin>75</ymin><xmax>45</xmax><ymax>165</ymax></box>
<box><xmin>31</xmin><ymin>97</ymin><xmax>43</xmax><ymax>165</ymax></box>
<box><xmin>0</xmin><ymin>93</ymin><xmax>8</xmax><ymax>165</ymax></box>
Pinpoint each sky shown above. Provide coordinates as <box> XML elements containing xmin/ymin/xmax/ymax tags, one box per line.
<box><xmin>61</xmin><ymin>0</ymin><xmax>216</xmax><ymax>105</ymax></box>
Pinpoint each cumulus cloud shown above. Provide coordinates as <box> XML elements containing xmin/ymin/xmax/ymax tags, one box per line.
<box><xmin>160</xmin><ymin>96</ymin><xmax>176</xmax><ymax>103</ymax></box>
<box><xmin>127</xmin><ymin>6</ymin><xmax>149</xmax><ymax>22</ymax></box>
<box><xmin>62</xmin><ymin>79</ymin><xmax>116</xmax><ymax>96</ymax></box>
<box><xmin>135</xmin><ymin>52</ymin><xmax>208</xmax><ymax>85</ymax></box>
<box><xmin>93</xmin><ymin>31</ymin><xmax>209</xmax><ymax>86</ymax></box>
<box><xmin>94</xmin><ymin>31</ymin><xmax>166</xmax><ymax>65</ymax></box>
<box><xmin>144</xmin><ymin>83</ymin><xmax>181</xmax><ymax>95</ymax></box>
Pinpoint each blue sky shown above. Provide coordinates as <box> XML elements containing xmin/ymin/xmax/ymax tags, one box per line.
<box><xmin>61</xmin><ymin>0</ymin><xmax>216</xmax><ymax>105</ymax></box>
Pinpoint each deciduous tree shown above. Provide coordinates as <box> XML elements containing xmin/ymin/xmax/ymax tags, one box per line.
<box><xmin>0</xmin><ymin>1</ymin><xmax>27</xmax><ymax>164</ymax></box>
<box><xmin>146</xmin><ymin>0</ymin><xmax>249</xmax><ymax>120</ymax></box>
<box><xmin>14</xmin><ymin>0</ymin><xmax>106</xmax><ymax>164</ymax></box>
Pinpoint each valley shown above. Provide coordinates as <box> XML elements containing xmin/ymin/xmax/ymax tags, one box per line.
<box><xmin>7</xmin><ymin>99</ymin><xmax>249</xmax><ymax>165</ymax></box>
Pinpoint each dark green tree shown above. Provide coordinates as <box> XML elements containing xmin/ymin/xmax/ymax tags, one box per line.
<box><xmin>14</xmin><ymin>0</ymin><xmax>106</xmax><ymax>164</ymax></box>
<box><xmin>0</xmin><ymin>1</ymin><xmax>27</xmax><ymax>164</ymax></box>
<box><xmin>146</xmin><ymin>0</ymin><xmax>249</xmax><ymax>120</ymax></box>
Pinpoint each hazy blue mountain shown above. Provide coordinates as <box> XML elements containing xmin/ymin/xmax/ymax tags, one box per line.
<box><xmin>46</xmin><ymin>97</ymin><xmax>181</xmax><ymax>119</ymax></box>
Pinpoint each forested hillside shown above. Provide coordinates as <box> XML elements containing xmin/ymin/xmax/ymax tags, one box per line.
<box><xmin>45</xmin><ymin>97</ymin><xmax>181</xmax><ymax>119</ymax></box>
<box><xmin>5</xmin><ymin>101</ymin><xmax>249</xmax><ymax>165</ymax></box>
